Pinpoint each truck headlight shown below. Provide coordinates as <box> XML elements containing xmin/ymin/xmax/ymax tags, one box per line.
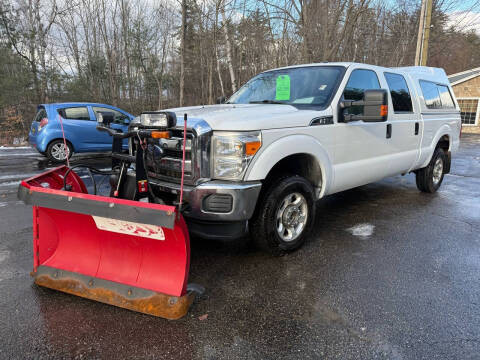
<box><xmin>212</xmin><ymin>131</ymin><xmax>261</xmax><ymax>180</ymax></box>
<box><xmin>139</xmin><ymin>111</ymin><xmax>176</xmax><ymax>128</ymax></box>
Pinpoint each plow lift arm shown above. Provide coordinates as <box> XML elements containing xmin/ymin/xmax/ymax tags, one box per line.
<box><xmin>18</xmin><ymin>111</ymin><xmax>203</xmax><ymax>320</ymax></box>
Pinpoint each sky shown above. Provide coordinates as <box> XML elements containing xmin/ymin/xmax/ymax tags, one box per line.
<box><xmin>447</xmin><ymin>11</ymin><xmax>480</xmax><ymax>34</ymax></box>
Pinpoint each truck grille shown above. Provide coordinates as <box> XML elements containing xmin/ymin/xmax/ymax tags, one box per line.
<box><xmin>145</xmin><ymin>130</ymin><xmax>197</xmax><ymax>185</ymax></box>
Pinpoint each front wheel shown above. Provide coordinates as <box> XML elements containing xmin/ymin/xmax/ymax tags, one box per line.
<box><xmin>46</xmin><ymin>139</ymin><xmax>73</xmax><ymax>163</ymax></box>
<box><xmin>249</xmin><ymin>175</ymin><xmax>316</xmax><ymax>255</ymax></box>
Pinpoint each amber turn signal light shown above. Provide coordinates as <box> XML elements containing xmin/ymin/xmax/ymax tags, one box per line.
<box><xmin>245</xmin><ymin>141</ymin><xmax>261</xmax><ymax>156</ymax></box>
<box><xmin>380</xmin><ymin>105</ymin><xmax>388</xmax><ymax>117</ymax></box>
<box><xmin>151</xmin><ymin>131</ymin><xmax>170</xmax><ymax>139</ymax></box>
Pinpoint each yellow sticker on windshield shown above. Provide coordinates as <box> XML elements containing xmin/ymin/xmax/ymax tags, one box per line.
<box><xmin>275</xmin><ymin>75</ymin><xmax>290</xmax><ymax>101</ymax></box>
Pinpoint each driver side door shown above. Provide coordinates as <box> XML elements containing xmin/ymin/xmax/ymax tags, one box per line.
<box><xmin>331</xmin><ymin>68</ymin><xmax>394</xmax><ymax>193</ymax></box>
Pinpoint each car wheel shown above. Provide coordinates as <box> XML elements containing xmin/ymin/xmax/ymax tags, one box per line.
<box><xmin>46</xmin><ymin>140</ymin><xmax>73</xmax><ymax>163</ymax></box>
<box><xmin>249</xmin><ymin>175</ymin><xmax>316</xmax><ymax>255</ymax></box>
<box><xmin>415</xmin><ymin>148</ymin><xmax>447</xmax><ymax>193</ymax></box>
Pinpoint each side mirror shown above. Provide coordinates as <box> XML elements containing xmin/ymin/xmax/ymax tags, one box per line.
<box><xmin>97</xmin><ymin>111</ymin><xmax>115</xmax><ymax>127</ymax></box>
<box><xmin>340</xmin><ymin>89</ymin><xmax>388</xmax><ymax>122</ymax></box>
<box><xmin>216</xmin><ymin>96</ymin><xmax>227</xmax><ymax>104</ymax></box>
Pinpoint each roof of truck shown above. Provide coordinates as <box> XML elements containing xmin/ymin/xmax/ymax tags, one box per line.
<box><xmin>265</xmin><ymin>62</ymin><xmax>450</xmax><ymax>86</ymax></box>
<box><xmin>395</xmin><ymin>66</ymin><xmax>449</xmax><ymax>85</ymax></box>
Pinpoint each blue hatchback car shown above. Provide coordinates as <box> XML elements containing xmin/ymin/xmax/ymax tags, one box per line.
<box><xmin>29</xmin><ymin>103</ymin><xmax>134</xmax><ymax>162</ymax></box>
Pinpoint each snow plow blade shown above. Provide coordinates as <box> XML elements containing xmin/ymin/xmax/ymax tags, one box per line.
<box><xmin>18</xmin><ymin>166</ymin><xmax>197</xmax><ymax>320</ymax></box>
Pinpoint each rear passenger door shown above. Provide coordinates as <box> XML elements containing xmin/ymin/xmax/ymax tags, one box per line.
<box><xmin>383</xmin><ymin>72</ymin><xmax>420</xmax><ymax>173</ymax></box>
<box><xmin>416</xmin><ymin>81</ymin><xmax>457</xmax><ymax>167</ymax></box>
<box><xmin>58</xmin><ymin>106</ymin><xmax>96</xmax><ymax>151</ymax></box>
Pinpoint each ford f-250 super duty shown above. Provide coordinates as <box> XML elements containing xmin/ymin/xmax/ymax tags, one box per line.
<box><xmin>129</xmin><ymin>62</ymin><xmax>461</xmax><ymax>254</ymax></box>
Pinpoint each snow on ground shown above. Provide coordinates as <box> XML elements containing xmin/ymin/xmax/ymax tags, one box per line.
<box><xmin>0</xmin><ymin>153</ymin><xmax>39</xmax><ymax>157</ymax></box>
<box><xmin>0</xmin><ymin>181</ymin><xmax>21</xmax><ymax>188</ymax></box>
<box><xmin>346</xmin><ymin>223</ymin><xmax>375</xmax><ymax>239</ymax></box>
<box><xmin>0</xmin><ymin>146</ymin><xmax>32</xmax><ymax>149</ymax></box>
<box><xmin>0</xmin><ymin>173</ymin><xmax>39</xmax><ymax>181</ymax></box>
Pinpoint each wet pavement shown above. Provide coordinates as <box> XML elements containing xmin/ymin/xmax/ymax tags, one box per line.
<box><xmin>0</xmin><ymin>136</ymin><xmax>479</xmax><ymax>359</ymax></box>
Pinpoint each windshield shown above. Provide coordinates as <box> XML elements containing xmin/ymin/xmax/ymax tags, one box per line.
<box><xmin>228</xmin><ymin>66</ymin><xmax>344</xmax><ymax>108</ymax></box>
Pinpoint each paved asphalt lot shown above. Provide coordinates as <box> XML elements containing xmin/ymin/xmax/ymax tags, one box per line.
<box><xmin>0</xmin><ymin>135</ymin><xmax>479</xmax><ymax>360</ymax></box>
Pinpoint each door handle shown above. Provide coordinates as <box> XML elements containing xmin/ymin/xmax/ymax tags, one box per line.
<box><xmin>415</xmin><ymin>122</ymin><xmax>419</xmax><ymax>135</ymax></box>
<box><xmin>386</xmin><ymin>123</ymin><xmax>392</xmax><ymax>139</ymax></box>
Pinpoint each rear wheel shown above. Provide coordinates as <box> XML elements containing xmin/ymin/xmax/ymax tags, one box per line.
<box><xmin>249</xmin><ymin>175</ymin><xmax>316</xmax><ymax>255</ymax></box>
<box><xmin>46</xmin><ymin>140</ymin><xmax>73</xmax><ymax>163</ymax></box>
<box><xmin>415</xmin><ymin>148</ymin><xmax>447</xmax><ymax>193</ymax></box>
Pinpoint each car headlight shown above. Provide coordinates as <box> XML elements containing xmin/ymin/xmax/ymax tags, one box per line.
<box><xmin>212</xmin><ymin>131</ymin><xmax>261</xmax><ymax>180</ymax></box>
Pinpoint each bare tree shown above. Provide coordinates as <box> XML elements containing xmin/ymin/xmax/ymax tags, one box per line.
<box><xmin>220</xmin><ymin>1</ymin><xmax>236</xmax><ymax>93</ymax></box>
<box><xmin>179</xmin><ymin>0</ymin><xmax>187</xmax><ymax>106</ymax></box>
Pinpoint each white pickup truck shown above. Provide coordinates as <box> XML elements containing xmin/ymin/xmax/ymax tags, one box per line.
<box><xmin>134</xmin><ymin>62</ymin><xmax>461</xmax><ymax>254</ymax></box>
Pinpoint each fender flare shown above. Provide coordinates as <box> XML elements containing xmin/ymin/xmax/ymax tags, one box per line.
<box><xmin>419</xmin><ymin>125</ymin><xmax>452</xmax><ymax>169</ymax></box>
<box><xmin>244</xmin><ymin>134</ymin><xmax>334</xmax><ymax>198</ymax></box>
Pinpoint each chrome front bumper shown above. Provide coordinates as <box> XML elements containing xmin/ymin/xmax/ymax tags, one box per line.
<box><xmin>150</xmin><ymin>179</ymin><xmax>262</xmax><ymax>222</ymax></box>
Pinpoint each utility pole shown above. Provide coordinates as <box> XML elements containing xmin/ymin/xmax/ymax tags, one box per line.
<box><xmin>415</xmin><ymin>0</ymin><xmax>433</xmax><ymax>66</ymax></box>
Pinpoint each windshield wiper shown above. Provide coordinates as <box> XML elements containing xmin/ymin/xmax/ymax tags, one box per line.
<box><xmin>249</xmin><ymin>100</ymin><xmax>287</xmax><ymax>104</ymax></box>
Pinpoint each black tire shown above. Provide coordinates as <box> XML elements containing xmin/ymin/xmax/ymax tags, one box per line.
<box><xmin>249</xmin><ymin>175</ymin><xmax>316</xmax><ymax>255</ymax></box>
<box><xmin>46</xmin><ymin>139</ymin><xmax>73</xmax><ymax>163</ymax></box>
<box><xmin>415</xmin><ymin>148</ymin><xmax>447</xmax><ymax>193</ymax></box>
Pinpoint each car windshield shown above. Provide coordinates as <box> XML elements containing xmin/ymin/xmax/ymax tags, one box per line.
<box><xmin>228</xmin><ymin>66</ymin><xmax>344</xmax><ymax>107</ymax></box>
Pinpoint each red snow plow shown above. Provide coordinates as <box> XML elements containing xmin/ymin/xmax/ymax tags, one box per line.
<box><xmin>18</xmin><ymin>111</ymin><xmax>202</xmax><ymax>319</ymax></box>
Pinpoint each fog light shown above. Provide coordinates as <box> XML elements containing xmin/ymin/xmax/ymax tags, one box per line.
<box><xmin>202</xmin><ymin>194</ymin><xmax>233</xmax><ymax>213</ymax></box>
